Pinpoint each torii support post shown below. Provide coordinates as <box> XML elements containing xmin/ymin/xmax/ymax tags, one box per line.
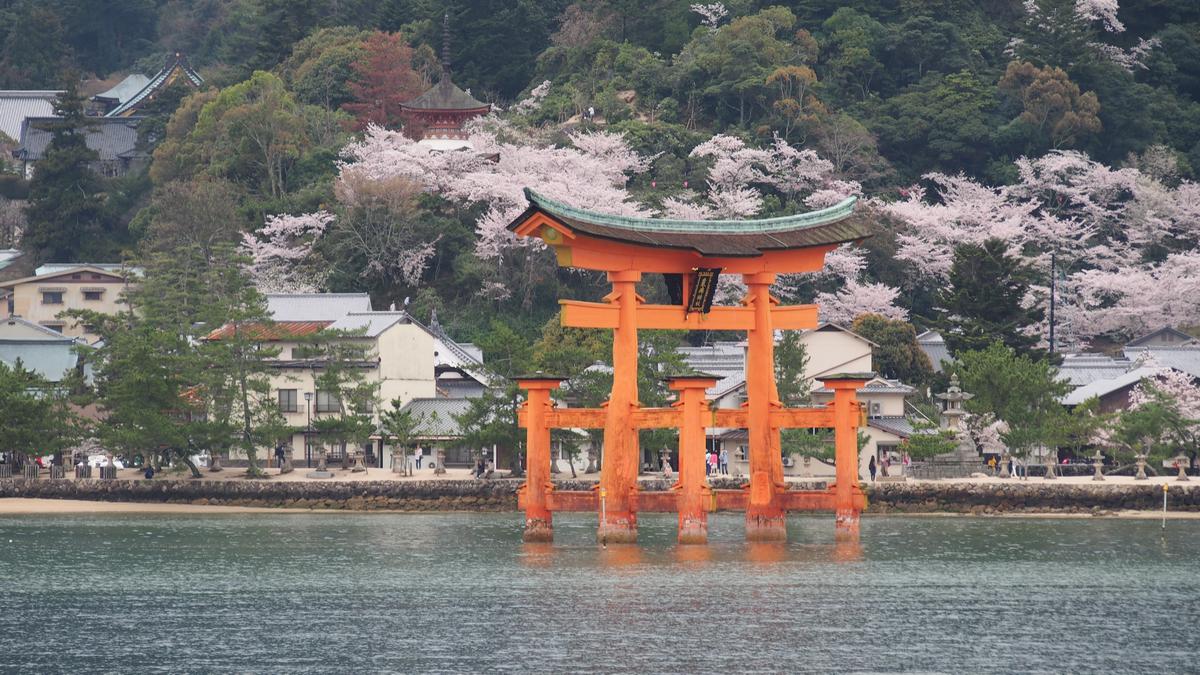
<box><xmin>743</xmin><ymin>271</ymin><xmax>787</xmax><ymax>542</ymax></box>
<box><xmin>516</xmin><ymin>376</ymin><xmax>565</xmax><ymax>543</ymax></box>
<box><xmin>599</xmin><ymin>270</ymin><xmax>641</xmax><ymax>544</ymax></box>
<box><xmin>820</xmin><ymin>374</ymin><xmax>871</xmax><ymax>540</ymax></box>
<box><xmin>668</xmin><ymin>375</ymin><xmax>719</xmax><ymax>544</ymax></box>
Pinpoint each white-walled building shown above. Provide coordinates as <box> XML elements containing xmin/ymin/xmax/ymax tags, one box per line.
<box><xmin>212</xmin><ymin>294</ymin><xmax>487</xmax><ymax>469</ymax></box>
<box><xmin>678</xmin><ymin>323</ymin><xmax>912</xmax><ymax>480</ymax></box>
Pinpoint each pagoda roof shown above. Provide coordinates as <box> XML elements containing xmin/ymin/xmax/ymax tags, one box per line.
<box><xmin>107</xmin><ymin>52</ymin><xmax>203</xmax><ymax>117</ymax></box>
<box><xmin>401</xmin><ymin>77</ymin><xmax>489</xmax><ymax>113</ymax></box>
<box><xmin>510</xmin><ymin>189</ymin><xmax>871</xmax><ymax>257</ymax></box>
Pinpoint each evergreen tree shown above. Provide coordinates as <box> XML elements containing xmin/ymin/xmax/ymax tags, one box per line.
<box><xmin>936</xmin><ymin>238</ymin><xmax>1045</xmax><ymax>359</ymax></box>
<box><xmin>851</xmin><ymin>314</ymin><xmax>934</xmax><ymax>388</ymax></box>
<box><xmin>0</xmin><ymin>359</ymin><xmax>80</xmax><ymax>465</ymax></box>
<box><xmin>955</xmin><ymin>342</ymin><xmax>1069</xmax><ymax>463</ymax></box>
<box><xmin>22</xmin><ymin>83</ymin><xmax>108</xmax><ymax>264</ymax></box>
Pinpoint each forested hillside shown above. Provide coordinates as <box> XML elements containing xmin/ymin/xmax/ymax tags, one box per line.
<box><xmin>2</xmin><ymin>0</ymin><xmax>1199</xmax><ymax>356</ymax></box>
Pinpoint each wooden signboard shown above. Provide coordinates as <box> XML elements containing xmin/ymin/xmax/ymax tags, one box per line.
<box><xmin>686</xmin><ymin>268</ymin><xmax>720</xmax><ymax>314</ymax></box>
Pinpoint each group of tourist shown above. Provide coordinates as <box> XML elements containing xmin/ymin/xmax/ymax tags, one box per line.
<box><xmin>706</xmin><ymin>448</ymin><xmax>729</xmax><ymax>476</ymax></box>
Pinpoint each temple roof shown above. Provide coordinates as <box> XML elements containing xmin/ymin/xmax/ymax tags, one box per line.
<box><xmin>107</xmin><ymin>52</ymin><xmax>203</xmax><ymax>117</ymax></box>
<box><xmin>401</xmin><ymin>77</ymin><xmax>489</xmax><ymax>113</ymax></box>
<box><xmin>511</xmin><ymin>189</ymin><xmax>871</xmax><ymax>257</ymax></box>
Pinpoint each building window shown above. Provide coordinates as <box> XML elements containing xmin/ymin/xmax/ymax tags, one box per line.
<box><xmin>278</xmin><ymin>389</ymin><xmax>298</xmax><ymax>413</ymax></box>
<box><xmin>41</xmin><ymin>291</ymin><xmax>64</xmax><ymax>305</ymax></box>
<box><xmin>41</xmin><ymin>323</ymin><xmax>64</xmax><ymax>333</ymax></box>
<box><xmin>83</xmin><ymin>290</ymin><xmax>104</xmax><ymax>301</ymax></box>
<box><xmin>316</xmin><ymin>391</ymin><xmax>341</xmax><ymax>414</ymax></box>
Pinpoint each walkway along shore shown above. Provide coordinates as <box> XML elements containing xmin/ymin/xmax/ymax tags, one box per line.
<box><xmin>2</xmin><ymin>475</ymin><xmax>1199</xmax><ymax>515</ymax></box>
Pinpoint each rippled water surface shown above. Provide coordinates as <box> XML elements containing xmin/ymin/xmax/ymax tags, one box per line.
<box><xmin>1</xmin><ymin>512</ymin><xmax>1197</xmax><ymax>673</ymax></box>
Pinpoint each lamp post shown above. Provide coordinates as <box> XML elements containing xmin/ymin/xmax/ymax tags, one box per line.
<box><xmin>304</xmin><ymin>391</ymin><xmax>314</xmax><ymax>468</ymax></box>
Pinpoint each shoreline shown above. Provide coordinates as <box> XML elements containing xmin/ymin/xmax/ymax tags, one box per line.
<box><xmin>3</xmin><ymin>497</ymin><xmax>1199</xmax><ymax>519</ymax></box>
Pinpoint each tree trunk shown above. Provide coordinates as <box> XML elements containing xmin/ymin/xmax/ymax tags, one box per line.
<box><xmin>182</xmin><ymin>455</ymin><xmax>203</xmax><ymax>479</ymax></box>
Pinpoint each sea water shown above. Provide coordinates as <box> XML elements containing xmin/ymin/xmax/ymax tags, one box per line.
<box><xmin>0</xmin><ymin>513</ymin><xmax>1197</xmax><ymax>673</ymax></box>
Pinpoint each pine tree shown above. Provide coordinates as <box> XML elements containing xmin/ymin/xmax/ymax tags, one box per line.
<box><xmin>936</xmin><ymin>239</ymin><xmax>1046</xmax><ymax>359</ymax></box>
<box><xmin>22</xmin><ymin>83</ymin><xmax>108</xmax><ymax>264</ymax></box>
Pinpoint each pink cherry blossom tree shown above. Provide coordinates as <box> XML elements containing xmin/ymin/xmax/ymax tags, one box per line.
<box><xmin>240</xmin><ymin>211</ymin><xmax>334</xmax><ymax>293</ymax></box>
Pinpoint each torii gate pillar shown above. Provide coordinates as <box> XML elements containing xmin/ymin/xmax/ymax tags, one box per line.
<box><xmin>669</xmin><ymin>375</ymin><xmax>719</xmax><ymax>544</ymax></box>
<box><xmin>744</xmin><ymin>272</ymin><xmax>787</xmax><ymax>541</ymax></box>
<box><xmin>598</xmin><ymin>270</ymin><xmax>641</xmax><ymax>544</ymax></box>
<box><xmin>515</xmin><ymin>376</ymin><xmax>564</xmax><ymax>542</ymax></box>
<box><xmin>820</xmin><ymin>374</ymin><xmax>870</xmax><ymax>539</ymax></box>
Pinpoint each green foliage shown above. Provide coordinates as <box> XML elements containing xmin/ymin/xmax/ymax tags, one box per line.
<box><xmin>851</xmin><ymin>314</ymin><xmax>934</xmax><ymax>388</ymax></box>
<box><xmin>22</xmin><ymin>86</ymin><xmax>113</xmax><ymax>265</ymax></box>
<box><xmin>781</xmin><ymin>428</ymin><xmax>834</xmax><ymax>461</ymax></box>
<box><xmin>0</xmin><ymin>359</ymin><xmax>80</xmax><ymax>461</ymax></box>
<box><xmin>774</xmin><ymin>330</ymin><xmax>811</xmax><ymax>405</ymax></box>
<box><xmin>297</xmin><ymin>328</ymin><xmax>380</xmax><ymax>456</ymax></box>
<box><xmin>937</xmin><ymin>238</ymin><xmax>1046</xmax><ymax>359</ymax></box>
<box><xmin>1111</xmin><ymin>385</ymin><xmax>1195</xmax><ymax>462</ymax></box>
<box><xmin>152</xmin><ymin>71</ymin><xmax>347</xmax><ymax>204</ymax></box>
<box><xmin>900</xmin><ymin>422</ymin><xmax>959</xmax><ymax>460</ymax></box>
<box><xmin>954</xmin><ymin>342</ymin><xmax>1069</xmax><ymax>457</ymax></box>
<box><xmin>380</xmin><ymin>400</ymin><xmax>422</xmax><ymax>451</ymax></box>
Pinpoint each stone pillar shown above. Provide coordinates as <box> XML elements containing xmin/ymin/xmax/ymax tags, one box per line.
<box><xmin>518</xmin><ymin>376</ymin><xmax>564</xmax><ymax>543</ymax></box>
<box><xmin>599</xmin><ymin>270</ymin><xmax>641</xmax><ymax>544</ymax></box>
<box><xmin>743</xmin><ymin>272</ymin><xmax>786</xmax><ymax>541</ymax></box>
<box><xmin>669</xmin><ymin>376</ymin><xmax>718</xmax><ymax>545</ymax></box>
<box><xmin>280</xmin><ymin>446</ymin><xmax>294</xmax><ymax>474</ymax></box>
<box><xmin>821</xmin><ymin>375</ymin><xmax>870</xmax><ymax>540</ymax></box>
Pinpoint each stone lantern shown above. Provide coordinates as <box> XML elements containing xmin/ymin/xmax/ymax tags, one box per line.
<box><xmin>1091</xmin><ymin>449</ymin><xmax>1105</xmax><ymax>481</ymax></box>
<box><xmin>1173</xmin><ymin>454</ymin><xmax>1190</xmax><ymax>482</ymax></box>
<box><xmin>936</xmin><ymin>374</ymin><xmax>972</xmax><ymax>432</ymax></box>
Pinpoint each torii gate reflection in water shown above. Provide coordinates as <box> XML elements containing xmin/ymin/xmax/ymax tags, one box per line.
<box><xmin>508</xmin><ymin>189</ymin><xmax>874</xmax><ymax>544</ymax></box>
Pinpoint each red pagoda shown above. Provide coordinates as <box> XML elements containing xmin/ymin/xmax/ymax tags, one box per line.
<box><xmin>400</xmin><ymin>15</ymin><xmax>490</xmax><ymax>150</ymax></box>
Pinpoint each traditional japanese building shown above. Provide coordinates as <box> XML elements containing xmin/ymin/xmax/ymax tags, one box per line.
<box><xmin>105</xmin><ymin>52</ymin><xmax>204</xmax><ymax>118</ymax></box>
<box><xmin>400</xmin><ymin>15</ymin><xmax>490</xmax><ymax>150</ymax></box>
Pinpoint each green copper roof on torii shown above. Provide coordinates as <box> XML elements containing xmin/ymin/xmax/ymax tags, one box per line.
<box><xmin>523</xmin><ymin>188</ymin><xmax>861</xmax><ymax>234</ymax></box>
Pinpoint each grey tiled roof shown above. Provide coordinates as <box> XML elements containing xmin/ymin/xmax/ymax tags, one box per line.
<box><xmin>107</xmin><ymin>53</ymin><xmax>204</xmax><ymax>117</ymax></box>
<box><xmin>867</xmin><ymin>416</ymin><xmax>915</xmax><ymax>438</ymax></box>
<box><xmin>1056</xmin><ymin>353</ymin><xmax>1136</xmax><ymax>387</ymax></box>
<box><xmin>916</xmin><ymin>330</ymin><xmax>952</xmax><ymax>372</ymax></box>
<box><xmin>93</xmin><ymin>74</ymin><xmax>151</xmax><ymax>105</ymax></box>
<box><xmin>400</xmin><ymin>397</ymin><xmax>474</xmax><ymax>438</ymax></box>
<box><xmin>17</xmin><ymin>116</ymin><xmax>145</xmax><ymax>161</ymax></box>
<box><xmin>265</xmin><ymin>293</ymin><xmax>372</xmax><ymax>322</ymax></box>
<box><xmin>0</xmin><ymin>90</ymin><xmax>60</xmax><ymax>141</ymax></box>
<box><xmin>1061</xmin><ymin>366</ymin><xmax>1161</xmax><ymax>405</ymax></box>
<box><xmin>34</xmin><ymin>262</ymin><xmax>141</xmax><ymax>277</ymax></box>
<box><xmin>328</xmin><ymin>311</ymin><xmax>409</xmax><ymax>337</ymax></box>
<box><xmin>0</xmin><ymin>249</ymin><xmax>21</xmax><ymax>272</ymax></box>
<box><xmin>0</xmin><ymin>339</ymin><xmax>80</xmax><ymax>381</ymax></box>
<box><xmin>679</xmin><ymin>341</ymin><xmax>745</xmax><ymax>398</ymax></box>
<box><xmin>1123</xmin><ymin>346</ymin><xmax>1200</xmax><ymax>379</ymax></box>
<box><xmin>402</xmin><ymin>77</ymin><xmax>489</xmax><ymax>112</ymax></box>
<box><xmin>814</xmin><ymin>377</ymin><xmax>915</xmax><ymax>396</ymax></box>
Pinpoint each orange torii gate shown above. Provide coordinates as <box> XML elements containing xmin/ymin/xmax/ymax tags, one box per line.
<box><xmin>508</xmin><ymin>189</ymin><xmax>873</xmax><ymax>544</ymax></box>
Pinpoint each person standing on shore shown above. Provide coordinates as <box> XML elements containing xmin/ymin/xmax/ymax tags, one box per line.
<box><xmin>719</xmin><ymin>447</ymin><xmax>729</xmax><ymax>475</ymax></box>
<box><xmin>869</xmin><ymin>456</ymin><xmax>877</xmax><ymax>482</ymax></box>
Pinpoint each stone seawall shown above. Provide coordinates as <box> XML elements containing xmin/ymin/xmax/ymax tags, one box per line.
<box><xmin>2</xmin><ymin>478</ymin><xmax>1197</xmax><ymax>514</ymax></box>
<box><xmin>0</xmin><ymin>479</ymin><xmax>520</xmax><ymax>511</ymax></box>
<box><xmin>865</xmin><ymin>482</ymin><xmax>1200</xmax><ymax>514</ymax></box>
